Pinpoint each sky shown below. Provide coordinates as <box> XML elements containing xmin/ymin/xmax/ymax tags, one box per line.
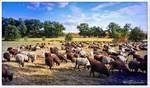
<box><xmin>2</xmin><ymin>2</ymin><xmax>148</xmax><ymax>32</ymax></box>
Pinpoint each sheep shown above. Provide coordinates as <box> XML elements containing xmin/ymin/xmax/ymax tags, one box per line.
<box><xmin>44</xmin><ymin>52</ymin><xmax>61</xmax><ymax>69</ymax></box>
<box><xmin>74</xmin><ymin>55</ymin><xmax>90</xmax><ymax>70</ymax></box>
<box><xmin>87</xmin><ymin>57</ymin><xmax>109</xmax><ymax>77</ymax></box>
<box><xmin>27</xmin><ymin>52</ymin><xmax>37</xmax><ymax>63</ymax></box>
<box><xmin>56</xmin><ymin>53</ymin><xmax>68</xmax><ymax>63</ymax></box>
<box><xmin>109</xmin><ymin>58</ymin><xmax>129</xmax><ymax>73</ymax></box>
<box><xmin>102</xmin><ymin>56</ymin><xmax>114</xmax><ymax>64</ymax></box>
<box><xmin>2</xmin><ymin>64</ymin><xmax>13</xmax><ymax>82</ymax></box>
<box><xmin>45</xmin><ymin>52</ymin><xmax>53</xmax><ymax>69</ymax></box>
<box><xmin>94</xmin><ymin>54</ymin><xmax>103</xmax><ymax>62</ymax></box>
<box><xmin>117</xmin><ymin>55</ymin><xmax>127</xmax><ymax>63</ymax></box>
<box><xmin>139</xmin><ymin>61</ymin><xmax>147</xmax><ymax>73</ymax></box>
<box><xmin>50</xmin><ymin>47</ymin><xmax>67</xmax><ymax>62</ymax></box>
<box><xmin>128</xmin><ymin>55</ymin><xmax>147</xmax><ymax>73</ymax></box>
<box><xmin>128</xmin><ymin>59</ymin><xmax>139</xmax><ymax>72</ymax></box>
<box><xmin>66</xmin><ymin>51</ymin><xmax>75</xmax><ymax>62</ymax></box>
<box><xmin>15</xmin><ymin>53</ymin><xmax>28</xmax><ymax>67</ymax></box>
<box><xmin>128</xmin><ymin>51</ymin><xmax>144</xmax><ymax>62</ymax></box>
<box><xmin>3</xmin><ymin>52</ymin><xmax>11</xmax><ymax>61</ymax></box>
<box><xmin>138</xmin><ymin>55</ymin><xmax>147</xmax><ymax>73</ymax></box>
<box><xmin>51</xmin><ymin>54</ymin><xmax>61</xmax><ymax>66</ymax></box>
<box><xmin>8</xmin><ymin>48</ymin><xmax>18</xmax><ymax>57</ymax></box>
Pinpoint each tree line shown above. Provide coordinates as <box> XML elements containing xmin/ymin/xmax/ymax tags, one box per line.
<box><xmin>2</xmin><ymin>17</ymin><xmax>65</xmax><ymax>40</ymax></box>
<box><xmin>2</xmin><ymin>17</ymin><xmax>147</xmax><ymax>42</ymax></box>
<box><xmin>77</xmin><ymin>22</ymin><xmax>147</xmax><ymax>42</ymax></box>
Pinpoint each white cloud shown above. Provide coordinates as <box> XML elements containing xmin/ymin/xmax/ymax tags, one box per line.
<box><xmin>70</xmin><ymin>5</ymin><xmax>81</xmax><ymax>14</ymax></box>
<box><xmin>117</xmin><ymin>3</ymin><xmax>147</xmax><ymax>15</ymax></box>
<box><xmin>27</xmin><ymin>2</ymin><xmax>40</xmax><ymax>10</ymax></box>
<box><xmin>91</xmin><ymin>2</ymin><xmax>120</xmax><ymax>11</ymax></box>
<box><xmin>27</xmin><ymin>2</ymin><xmax>69</xmax><ymax>11</ymax></box>
<box><xmin>31</xmin><ymin>2</ymin><xmax>40</xmax><ymax>8</ymax></box>
<box><xmin>47</xmin><ymin>7</ymin><xmax>53</xmax><ymax>11</ymax></box>
<box><xmin>58</xmin><ymin>2</ymin><xmax>69</xmax><ymax>8</ymax></box>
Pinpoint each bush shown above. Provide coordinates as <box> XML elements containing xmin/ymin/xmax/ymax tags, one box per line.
<box><xmin>65</xmin><ymin>33</ymin><xmax>73</xmax><ymax>42</ymax></box>
<box><xmin>42</xmin><ymin>36</ymin><xmax>46</xmax><ymax>41</ymax></box>
<box><xmin>24</xmin><ymin>36</ymin><xmax>28</xmax><ymax>42</ymax></box>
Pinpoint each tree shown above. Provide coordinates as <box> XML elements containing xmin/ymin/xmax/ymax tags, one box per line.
<box><xmin>129</xmin><ymin>27</ymin><xmax>146</xmax><ymax>42</ymax></box>
<box><xmin>107</xmin><ymin>22</ymin><xmax>131</xmax><ymax>42</ymax></box>
<box><xmin>77</xmin><ymin>23</ymin><xmax>90</xmax><ymax>37</ymax></box>
<box><xmin>90</xmin><ymin>26</ymin><xmax>104</xmax><ymax>37</ymax></box>
<box><xmin>17</xmin><ymin>18</ymin><xmax>27</xmax><ymax>37</ymax></box>
<box><xmin>107</xmin><ymin>22</ymin><xmax>121</xmax><ymax>38</ymax></box>
<box><xmin>44</xmin><ymin>21</ymin><xmax>65</xmax><ymax>37</ymax></box>
<box><xmin>24</xmin><ymin>19</ymin><xmax>42</xmax><ymax>37</ymax></box>
<box><xmin>4</xmin><ymin>25</ymin><xmax>21</xmax><ymax>41</ymax></box>
<box><xmin>65</xmin><ymin>33</ymin><xmax>73</xmax><ymax>42</ymax></box>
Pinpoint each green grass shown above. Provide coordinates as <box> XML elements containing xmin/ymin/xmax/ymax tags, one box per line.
<box><xmin>9</xmin><ymin>37</ymin><xmax>113</xmax><ymax>42</ymax></box>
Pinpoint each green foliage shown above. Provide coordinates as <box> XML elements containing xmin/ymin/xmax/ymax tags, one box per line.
<box><xmin>107</xmin><ymin>23</ymin><xmax>131</xmax><ymax>42</ymax></box>
<box><xmin>24</xmin><ymin>19</ymin><xmax>43</xmax><ymax>37</ymax></box>
<box><xmin>77</xmin><ymin>23</ymin><xmax>90</xmax><ymax>37</ymax></box>
<box><xmin>65</xmin><ymin>33</ymin><xmax>73</xmax><ymax>42</ymax></box>
<box><xmin>2</xmin><ymin>17</ymin><xmax>65</xmax><ymax>40</ymax></box>
<box><xmin>129</xmin><ymin>27</ymin><xmax>146</xmax><ymax>42</ymax></box>
<box><xmin>4</xmin><ymin>25</ymin><xmax>21</xmax><ymax>41</ymax></box>
<box><xmin>107</xmin><ymin>22</ymin><xmax>121</xmax><ymax>38</ymax></box>
<box><xmin>17</xmin><ymin>18</ymin><xmax>27</xmax><ymax>37</ymax></box>
<box><xmin>42</xmin><ymin>36</ymin><xmax>46</xmax><ymax>41</ymax></box>
<box><xmin>77</xmin><ymin>23</ymin><xmax>105</xmax><ymax>37</ymax></box>
<box><xmin>24</xmin><ymin>36</ymin><xmax>28</xmax><ymax>42</ymax></box>
<box><xmin>44</xmin><ymin>21</ymin><xmax>65</xmax><ymax>37</ymax></box>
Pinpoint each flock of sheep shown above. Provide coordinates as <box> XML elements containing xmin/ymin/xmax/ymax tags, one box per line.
<box><xmin>2</xmin><ymin>41</ymin><xmax>147</xmax><ymax>83</ymax></box>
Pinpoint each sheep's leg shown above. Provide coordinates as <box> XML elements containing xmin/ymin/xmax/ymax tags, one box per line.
<box><xmin>109</xmin><ymin>67</ymin><xmax>113</xmax><ymax>74</ymax></box>
<box><xmin>84</xmin><ymin>65</ymin><xmax>86</xmax><ymax>69</ymax></box>
<box><xmin>78</xmin><ymin>65</ymin><xmax>81</xmax><ymax>71</ymax></box>
<box><xmin>74</xmin><ymin>64</ymin><xmax>77</xmax><ymax>70</ymax></box>
<box><xmin>92</xmin><ymin>72</ymin><xmax>95</xmax><ymax>77</ymax></box>
<box><xmin>90</xmin><ymin>70</ymin><xmax>92</xmax><ymax>76</ymax></box>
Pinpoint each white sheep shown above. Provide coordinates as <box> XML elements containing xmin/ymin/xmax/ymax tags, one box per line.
<box><xmin>74</xmin><ymin>57</ymin><xmax>90</xmax><ymax>70</ymax></box>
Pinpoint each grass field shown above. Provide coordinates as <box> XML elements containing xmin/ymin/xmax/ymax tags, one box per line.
<box><xmin>11</xmin><ymin>37</ymin><xmax>113</xmax><ymax>42</ymax></box>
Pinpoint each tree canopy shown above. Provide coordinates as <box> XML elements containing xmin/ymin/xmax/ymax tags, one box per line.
<box><xmin>129</xmin><ymin>27</ymin><xmax>146</xmax><ymax>42</ymax></box>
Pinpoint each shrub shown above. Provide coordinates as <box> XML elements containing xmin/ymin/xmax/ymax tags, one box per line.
<box><xmin>65</xmin><ymin>33</ymin><xmax>73</xmax><ymax>42</ymax></box>
<box><xmin>24</xmin><ymin>36</ymin><xmax>28</xmax><ymax>42</ymax></box>
<box><xmin>42</xmin><ymin>36</ymin><xmax>46</xmax><ymax>41</ymax></box>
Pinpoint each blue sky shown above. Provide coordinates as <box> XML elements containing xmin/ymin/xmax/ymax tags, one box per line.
<box><xmin>2</xmin><ymin>2</ymin><xmax>147</xmax><ymax>32</ymax></box>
